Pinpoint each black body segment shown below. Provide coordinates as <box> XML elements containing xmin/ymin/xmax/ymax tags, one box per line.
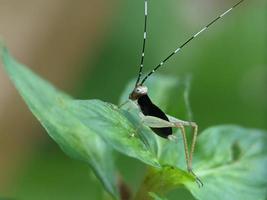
<box><xmin>137</xmin><ymin>94</ymin><xmax>172</xmax><ymax>138</ymax></box>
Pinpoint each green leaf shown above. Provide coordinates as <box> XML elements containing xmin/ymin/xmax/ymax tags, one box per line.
<box><xmin>134</xmin><ymin>166</ymin><xmax>194</xmax><ymax>200</ymax></box>
<box><xmin>1</xmin><ymin>46</ymin><xmax>119</xmax><ymax>198</ymax></box>
<box><xmin>185</xmin><ymin>125</ymin><xmax>267</xmax><ymax>200</ymax></box>
<box><xmin>1</xmin><ymin>45</ymin><xmax>167</xmax><ymax>198</ymax></box>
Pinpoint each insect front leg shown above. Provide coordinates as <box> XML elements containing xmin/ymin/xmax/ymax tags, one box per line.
<box><xmin>118</xmin><ymin>100</ymin><xmax>130</xmax><ymax>108</ymax></box>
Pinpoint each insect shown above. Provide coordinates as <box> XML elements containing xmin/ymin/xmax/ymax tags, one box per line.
<box><xmin>127</xmin><ymin>0</ymin><xmax>245</xmax><ymax>186</ymax></box>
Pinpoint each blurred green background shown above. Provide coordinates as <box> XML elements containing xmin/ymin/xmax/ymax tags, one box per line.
<box><xmin>0</xmin><ymin>0</ymin><xmax>266</xmax><ymax>199</ymax></box>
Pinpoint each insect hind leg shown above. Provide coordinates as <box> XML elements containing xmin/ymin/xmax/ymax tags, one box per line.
<box><xmin>171</xmin><ymin>120</ymin><xmax>203</xmax><ymax>187</ymax></box>
<box><xmin>139</xmin><ymin>114</ymin><xmax>203</xmax><ymax>186</ymax></box>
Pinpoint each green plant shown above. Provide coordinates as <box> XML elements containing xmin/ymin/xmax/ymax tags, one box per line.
<box><xmin>1</xmin><ymin>44</ymin><xmax>267</xmax><ymax>200</ymax></box>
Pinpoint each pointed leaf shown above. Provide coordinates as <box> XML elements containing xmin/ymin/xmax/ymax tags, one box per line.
<box><xmin>1</xmin><ymin>46</ymin><xmax>119</xmax><ymax>198</ymax></box>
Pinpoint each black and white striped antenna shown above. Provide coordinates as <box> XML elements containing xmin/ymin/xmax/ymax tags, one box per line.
<box><xmin>135</xmin><ymin>0</ymin><xmax>148</xmax><ymax>86</ymax></box>
<box><xmin>138</xmin><ymin>0</ymin><xmax>245</xmax><ymax>85</ymax></box>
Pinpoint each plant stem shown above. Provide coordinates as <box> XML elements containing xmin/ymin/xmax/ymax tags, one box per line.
<box><xmin>117</xmin><ymin>175</ymin><xmax>132</xmax><ymax>200</ymax></box>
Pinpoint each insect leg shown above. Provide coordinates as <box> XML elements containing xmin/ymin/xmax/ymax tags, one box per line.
<box><xmin>188</xmin><ymin>123</ymin><xmax>203</xmax><ymax>187</ymax></box>
<box><xmin>172</xmin><ymin>120</ymin><xmax>203</xmax><ymax>187</ymax></box>
<box><xmin>118</xmin><ymin>100</ymin><xmax>130</xmax><ymax>109</ymax></box>
<box><xmin>177</xmin><ymin>124</ymin><xmax>190</xmax><ymax>172</ymax></box>
<box><xmin>189</xmin><ymin>122</ymin><xmax>198</xmax><ymax>173</ymax></box>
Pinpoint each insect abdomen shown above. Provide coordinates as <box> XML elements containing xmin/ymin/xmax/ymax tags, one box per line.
<box><xmin>137</xmin><ymin>95</ymin><xmax>172</xmax><ymax>138</ymax></box>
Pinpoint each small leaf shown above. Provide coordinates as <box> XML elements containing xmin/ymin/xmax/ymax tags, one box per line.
<box><xmin>134</xmin><ymin>166</ymin><xmax>194</xmax><ymax>200</ymax></box>
<box><xmin>185</xmin><ymin>126</ymin><xmax>267</xmax><ymax>200</ymax></box>
<box><xmin>1</xmin><ymin>46</ymin><xmax>119</xmax><ymax>198</ymax></box>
